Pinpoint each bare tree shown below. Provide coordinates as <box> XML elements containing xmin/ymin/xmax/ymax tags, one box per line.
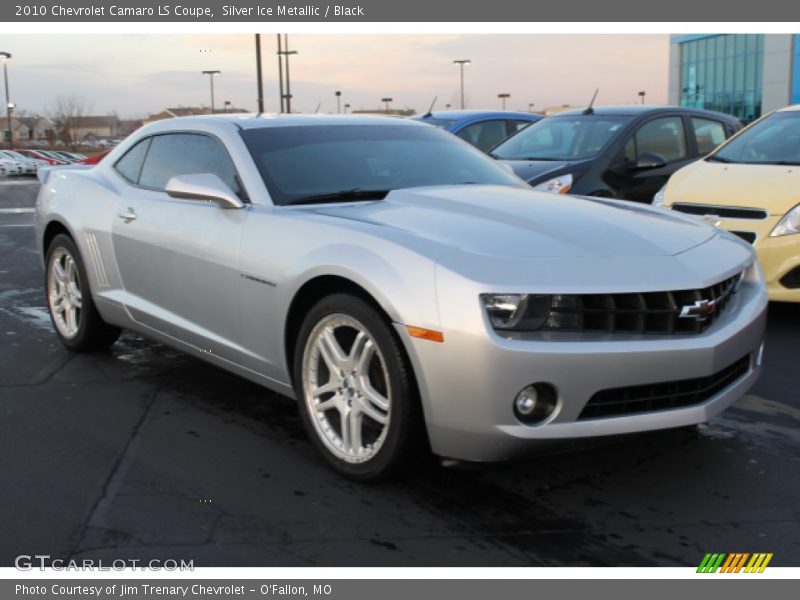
<box><xmin>49</xmin><ymin>95</ymin><xmax>92</xmax><ymax>151</ymax></box>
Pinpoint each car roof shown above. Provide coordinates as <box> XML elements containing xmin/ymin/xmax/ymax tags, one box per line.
<box><xmin>413</xmin><ymin>110</ymin><xmax>540</xmax><ymax>120</ymax></box>
<box><xmin>144</xmin><ymin>113</ymin><xmax>428</xmax><ymax>131</ymax></box>
<box><xmin>777</xmin><ymin>104</ymin><xmax>800</xmax><ymax>113</ymax></box>
<box><xmin>552</xmin><ymin>105</ymin><xmax>740</xmax><ymax>122</ymax></box>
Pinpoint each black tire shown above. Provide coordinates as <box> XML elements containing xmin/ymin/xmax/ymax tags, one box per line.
<box><xmin>45</xmin><ymin>233</ymin><xmax>121</xmax><ymax>351</ymax></box>
<box><xmin>293</xmin><ymin>293</ymin><xmax>426</xmax><ymax>481</ymax></box>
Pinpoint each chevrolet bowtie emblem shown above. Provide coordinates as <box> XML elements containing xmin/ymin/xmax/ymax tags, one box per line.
<box><xmin>679</xmin><ymin>299</ymin><xmax>716</xmax><ymax>320</ymax></box>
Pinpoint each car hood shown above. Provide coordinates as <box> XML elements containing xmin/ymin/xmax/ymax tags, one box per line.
<box><xmin>666</xmin><ymin>160</ymin><xmax>800</xmax><ymax>215</ymax></box>
<box><xmin>310</xmin><ymin>185</ymin><xmax>716</xmax><ymax>258</ymax></box>
<box><xmin>500</xmin><ymin>159</ymin><xmax>584</xmax><ymax>184</ymax></box>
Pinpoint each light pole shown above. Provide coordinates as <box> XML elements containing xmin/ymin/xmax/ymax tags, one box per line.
<box><xmin>277</xmin><ymin>34</ymin><xmax>298</xmax><ymax>113</ymax></box>
<box><xmin>255</xmin><ymin>34</ymin><xmax>264</xmax><ymax>113</ymax></box>
<box><xmin>344</xmin><ymin>103</ymin><xmax>350</xmax><ymax>114</ymax></box>
<box><xmin>638</xmin><ymin>90</ymin><xmax>646</xmax><ymax>104</ymax></box>
<box><xmin>335</xmin><ymin>90</ymin><xmax>342</xmax><ymax>114</ymax></box>
<box><xmin>528</xmin><ymin>102</ymin><xmax>535</xmax><ymax>113</ymax></box>
<box><xmin>201</xmin><ymin>70</ymin><xmax>221</xmax><ymax>114</ymax></box>
<box><xmin>498</xmin><ymin>93</ymin><xmax>510</xmax><ymax>110</ymax></box>
<box><xmin>453</xmin><ymin>59</ymin><xmax>470</xmax><ymax>109</ymax></box>
<box><xmin>381</xmin><ymin>97</ymin><xmax>393</xmax><ymax>114</ymax></box>
<box><xmin>1</xmin><ymin>52</ymin><xmax>12</xmax><ymax>148</ymax></box>
<box><xmin>224</xmin><ymin>100</ymin><xmax>231</xmax><ymax>113</ymax></box>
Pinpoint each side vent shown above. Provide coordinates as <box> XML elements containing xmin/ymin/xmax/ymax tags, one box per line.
<box><xmin>84</xmin><ymin>232</ymin><xmax>110</xmax><ymax>288</ymax></box>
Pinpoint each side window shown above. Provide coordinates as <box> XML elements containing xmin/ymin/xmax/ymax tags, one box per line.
<box><xmin>509</xmin><ymin>119</ymin><xmax>533</xmax><ymax>133</ymax></box>
<box><xmin>623</xmin><ymin>137</ymin><xmax>637</xmax><ymax>163</ymax></box>
<box><xmin>633</xmin><ymin>117</ymin><xmax>687</xmax><ymax>163</ymax></box>
<box><xmin>691</xmin><ymin>118</ymin><xmax>727</xmax><ymax>155</ymax></box>
<box><xmin>456</xmin><ymin>120</ymin><xmax>509</xmax><ymax>152</ymax></box>
<box><xmin>114</xmin><ymin>138</ymin><xmax>151</xmax><ymax>184</ymax></box>
<box><xmin>138</xmin><ymin>133</ymin><xmax>244</xmax><ymax>198</ymax></box>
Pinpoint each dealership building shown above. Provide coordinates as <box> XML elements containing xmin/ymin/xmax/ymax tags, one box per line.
<box><xmin>668</xmin><ymin>34</ymin><xmax>800</xmax><ymax>121</ymax></box>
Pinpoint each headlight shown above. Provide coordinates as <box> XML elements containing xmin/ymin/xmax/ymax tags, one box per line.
<box><xmin>770</xmin><ymin>203</ymin><xmax>800</xmax><ymax>237</ymax></box>
<box><xmin>481</xmin><ymin>294</ymin><xmax>551</xmax><ymax>331</ymax></box>
<box><xmin>652</xmin><ymin>184</ymin><xmax>667</xmax><ymax>207</ymax></box>
<box><xmin>532</xmin><ymin>173</ymin><xmax>572</xmax><ymax>194</ymax></box>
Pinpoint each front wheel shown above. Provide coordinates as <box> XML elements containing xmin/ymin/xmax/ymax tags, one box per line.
<box><xmin>293</xmin><ymin>293</ymin><xmax>425</xmax><ymax>481</ymax></box>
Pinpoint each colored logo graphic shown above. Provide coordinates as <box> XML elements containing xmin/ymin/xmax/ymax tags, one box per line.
<box><xmin>697</xmin><ymin>553</ymin><xmax>773</xmax><ymax>573</ymax></box>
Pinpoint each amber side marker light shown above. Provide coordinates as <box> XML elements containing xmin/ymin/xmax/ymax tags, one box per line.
<box><xmin>406</xmin><ymin>326</ymin><xmax>445</xmax><ymax>343</ymax></box>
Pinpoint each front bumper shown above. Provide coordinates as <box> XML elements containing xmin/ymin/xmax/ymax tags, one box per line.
<box><xmin>691</xmin><ymin>215</ymin><xmax>800</xmax><ymax>303</ymax></box>
<box><xmin>398</xmin><ymin>266</ymin><xmax>767</xmax><ymax>462</ymax></box>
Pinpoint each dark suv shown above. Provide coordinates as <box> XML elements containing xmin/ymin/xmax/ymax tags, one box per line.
<box><xmin>491</xmin><ymin>106</ymin><xmax>742</xmax><ymax>203</ymax></box>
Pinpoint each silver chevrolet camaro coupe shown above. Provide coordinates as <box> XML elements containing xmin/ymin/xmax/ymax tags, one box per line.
<box><xmin>35</xmin><ymin>114</ymin><xmax>767</xmax><ymax>480</ymax></box>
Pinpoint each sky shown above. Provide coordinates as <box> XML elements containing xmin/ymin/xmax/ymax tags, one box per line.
<box><xmin>1</xmin><ymin>34</ymin><xmax>669</xmax><ymax>118</ymax></box>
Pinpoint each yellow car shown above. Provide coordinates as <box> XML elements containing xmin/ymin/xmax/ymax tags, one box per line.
<box><xmin>654</xmin><ymin>105</ymin><xmax>800</xmax><ymax>302</ymax></box>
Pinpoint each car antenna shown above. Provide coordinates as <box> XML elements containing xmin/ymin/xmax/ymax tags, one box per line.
<box><xmin>423</xmin><ymin>96</ymin><xmax>437</xmax><ymax>118</ymax></box>
<box><xmin>582</xmin><ymin>89</ymin><xmax>599</xmax><ymax>115</ymax></box>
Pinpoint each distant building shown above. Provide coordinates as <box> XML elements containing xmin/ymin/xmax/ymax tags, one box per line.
<box><xmin>668</xmin><ymin>34</ymin><xmax>800</xmax><ymax>121</ymax></box>
<box><xmin>542</xmin><ymin>105</ymin><xmax>581</xmax><ymax>115</ymax></box>
<box><xmin>72</xmin><ymin>115</ymin><xmax>121</xmax><ymax>141</ymax></box>
<box><xmin>119</xmin><ymin>119</ymin><xmax>143</xmax><ymax>136</ymax></box>
<box><xmin>143</xmin><ymin>106</ymin><xmax>248</xmax><ymax>125</ymax></box>
<box><xmin>351</xmin><ymin>108</ymin><xmax>416</xmax><ymax>117</ymax></box>
<box><xmin>15</xmin><ymin>115</ymin><xmax>56</xmax><ymax>142</ymax></box>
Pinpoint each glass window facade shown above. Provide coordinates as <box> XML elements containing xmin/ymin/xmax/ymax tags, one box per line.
<box><xmin>679</xmin><ymin>34</ymin><xmax>764</xmax><ymax>121</ymax></box>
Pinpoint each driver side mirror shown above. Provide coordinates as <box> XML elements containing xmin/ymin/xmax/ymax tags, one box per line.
<box><xmin>165</xmin><ymin>173</ymin><xmax>245</xmax><ymax>209</ymax></box>
<box><xmin>632</xmin><ymin>152</ymin><xmax>667</xmax><ymax>170</ymax></box>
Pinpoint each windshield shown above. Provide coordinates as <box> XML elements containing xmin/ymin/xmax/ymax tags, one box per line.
<box><xmin>711</xmin><ymin>111</ymin><xmax>800</xmax><ymax>165</ymax></box>
<box><xmin>241</xmin><ymin>124</ymin><xmax>524</xmax><ymax>205</ymax></box>
<box><xmin>492</xmin><ymin>114</ymin><xmax>631</xmax><ymax>161</ymax></box>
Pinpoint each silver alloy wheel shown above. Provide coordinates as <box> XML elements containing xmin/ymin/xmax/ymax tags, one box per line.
<box><xmin>302</xmin><ymin>313</ymin><xmax>392</xmax><ymax>463</ymax></box>
<box><xmin>47</xmin><ymin>247</ymin><xmax>83</xmax><ymax>339</ymax></box>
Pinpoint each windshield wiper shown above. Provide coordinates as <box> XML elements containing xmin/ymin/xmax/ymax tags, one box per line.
<box><xmin>706</xmin><ymin>155</ymin><xmax>734</xmax><ymax>163</ymax></box>
<box><xmin>287</xmin><ymin>189</ymin><xmax>391</xmax><ymax>206</ymax></box>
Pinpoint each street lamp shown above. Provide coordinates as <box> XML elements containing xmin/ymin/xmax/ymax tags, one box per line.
<box><xmin>344</xmin><ymin>103</ymin><xmax>350</xmax><ymax>114</ymax></box>
<box><xmin>498</xmin><ymin>93</ymin><xmax>510</xmax><ymax>110</ymax></box>
<box><xmin>201</xmin><ymin>70</ymin><xmax>221</xmax><ymax>114</ymax></box>
<box><xmin>335</xmin><ymin>90</ymin><xmax>342</xmax><ymax>114</ymax></box>
<box><xmin>277</xmin><ymin>34</ymin><xmax>298</xmax><ymax>113</ymax></box>
<box><xmin>528</xmin><ymin>102</ymin><xmax>535</xmax><ymax>113</ymax></box>
<box><xmin>453</xmin><ymin>59</ymin><xmax>470</xmax><ymax>109</ymax></box>
<box><xmin>224</xmin><ymin>100</ymin><xmax>231</xmax><ymax>113</ymax></box>
<box><xmin>1</xmin><ymin>52</ymin><xmax>12</xmax><ymax>148</ymax></box>
<box><xmin>638</xmin><ymin>90</ymin><xmax>646</xmax><ymax>104</ymax></box>
<box><xmin>381</xmin><ymin>97</ymin><xmax>393</xmax><ymax>113</ymax></box>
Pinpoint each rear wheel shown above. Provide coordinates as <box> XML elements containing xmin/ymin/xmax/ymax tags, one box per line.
<box><xmin>46</xmin><ymin>234</ymin><xmax>120</xmax><ymax>351</ymax></box>
<box><xmin>293</xmin><ymin>293</ymin><xmax>425</xmax><ymax>481</ymax></box>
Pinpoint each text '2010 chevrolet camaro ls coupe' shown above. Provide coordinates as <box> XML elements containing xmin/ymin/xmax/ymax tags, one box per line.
<box><xmin>35</xmin><ymin>115</ymin><xmax>767</xmax><ymax>480</ymax></box>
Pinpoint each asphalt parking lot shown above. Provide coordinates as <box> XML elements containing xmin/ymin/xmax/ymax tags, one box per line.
<box><xmin>1</xmin><ymin>178</ymin><xmax>799</xmax><ymax>567</ymax></box>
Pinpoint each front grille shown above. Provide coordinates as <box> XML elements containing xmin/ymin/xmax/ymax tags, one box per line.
<box><xmin>540</xmin><ymin>274</ymin><xmax>741</xmax><ymax>335</ymax></box>
<box><xmin>731</xmin><ymin>231</ymin><xmax>757</xmax><ymax>244</ymax></box>
<box><xmin>579</xmin><ymin>355</ymin><xmax>751</xmax><ymax>420</ymax></box>
<box><xmin>671</xmin><ymin>203</ymin><xmax>768</xmax><ymax>220</ymax></box>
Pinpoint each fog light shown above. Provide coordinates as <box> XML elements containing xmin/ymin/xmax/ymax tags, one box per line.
<box><xmin>514</xmin><ymin>383</ymin><xmax>558</xmax><ymax>424</ymax></box>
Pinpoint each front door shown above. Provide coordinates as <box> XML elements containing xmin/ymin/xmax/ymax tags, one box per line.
<box><xmin>110</xmin><ymin>132</ymin><xmax>249</xmax><ymax>363</ymax></box>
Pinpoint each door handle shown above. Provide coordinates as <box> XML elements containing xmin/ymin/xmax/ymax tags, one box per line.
<box><xmin>118</xmin><ymin>208</ymin><xmax>137</xmax><ymax>223</ymax></box>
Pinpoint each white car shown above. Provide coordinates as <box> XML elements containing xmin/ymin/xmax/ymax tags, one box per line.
<box><xmin>0</xmin><ymin>158</ymin><xmax>23</xmax><ymax>176</ymax></box>
<box><xmin>0</xmin><ymin>151</ymin><xmax>42</xmax><ymax>175</ymax></box>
